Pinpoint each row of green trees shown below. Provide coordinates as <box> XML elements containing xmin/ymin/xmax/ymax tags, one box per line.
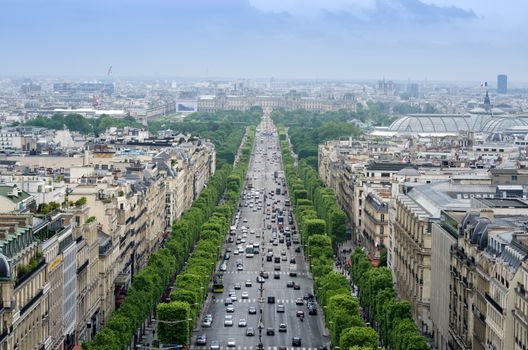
<box><xmin>272</xmin><ymin>110</ymin><xmax>362</xmax><ymax>168</ymax></box>
<box><xmin>85</xmin><ymin>122</ymin><xmax>257</xmax><ymax>350</ymax></box>
<box><xmin>156</xmin><ymin>126</ymin><xmax>256</xmax><ymax>346</ymax></box>
<box><xmin>86</xmin><ymin>163</ymin><xmax>232</xmax><ymax>350</ymax></box>
<box><xmin>351</xmin><ymin>249</ymin><xmax>429</xmax><ymax>350</ymax></box>
<box><xmin>26</xmin><ymin>114</ymin><xmax>144</xmax><ymax>136</ymax></box>
<box><xmin>278</xmin><ymin>127</ymin><xmax>377</xmax><ymax>350</ymax></box>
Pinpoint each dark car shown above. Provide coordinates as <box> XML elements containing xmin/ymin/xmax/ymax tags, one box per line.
<box><xmin>293</xmin><ymin>283</ymin><xmax>301</xmax><ymax>290</ymax></box>
<box><xmin>289</xmin><ymin>271</ymin><xmax>297</xmax><ymax>277</ymax></box>
<box><xmin>267</xmin><ymin>296</ymin><xmax>275</xmax><ymax>304</ymax></box>
<box><xmin>295</xmin><ymin>246</ymin><xmax>301</xmax><ymax>253</ymax></box>
<box><xmin>274</xmin><ymin>272</ymin><xmax>280</xmax><ymax>279</ymax></box>
<box><xmin>279</xmin><ymin>323</ymin><xmax>287</xmax><ymax>332</ymax></box>
<box><xmin>286</xmin><ymin>280</ymin><xmax>294</xmax><ymax>288</ymax></box>
<box><xmin>290</xmin><ymin>258</ymin><xmax>296</xmax><ymax>264</ymax></box>
<box><xmin>292</xmin><ymin>337</ymin><xmax>302</xmax><ymax>347</ymax></box>
<box><xmin>266</xmin><ymin>328</ymin><xmax>275</xmax><ymax>336</ymax></box>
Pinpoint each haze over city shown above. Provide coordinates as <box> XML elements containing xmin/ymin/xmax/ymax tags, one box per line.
<box><xmin>1</xmin><ymin>0</ymin><xmax>525</xmax><ymax>82</ymax></box>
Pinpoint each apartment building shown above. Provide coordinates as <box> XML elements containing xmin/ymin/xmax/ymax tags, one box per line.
<box><xmin>362</xmin><ymin>189</ymin><xmax>390</xmax><ymax>260</ymax></box>
<box><xmin>0</xmin><ymin>214</ymin><xmax>48</xmax><ymax>350</ymax></box>
<box><xmin>431</xmin><ymin>199</ymin><xmax>528</xmax><ymax>350</ymax></box>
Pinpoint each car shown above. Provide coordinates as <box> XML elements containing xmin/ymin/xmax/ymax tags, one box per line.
<box><xmin>268</xmin><ymin>296</ymin><xmax>275</xmax><ymax>304</ymax></box>
<box><xmin>274</xmin><ymin>272</ymin><xmax>280</xmax><ymax>279</ymax></box>
<box><xmin>279</xmin><ymin>323</ymin><xmax>287</xmax><ymax>332</ymax></box>
<box><xmin>196</xmin><ymin>334</ymin><xmax>207</xmax><ymax>345</ymax></box>
<box><xmin>266</xmin><ymin>328</ymin><xmax>275</xmax><ymax>336</ymax></box>
<box><xmin>224</xmin><ymin>315</ymin><xmax>233</xmax><ymax>326</ymax></box>
<box><xmin>234</xmin><ymin>283</ymin><xmax>241</xmax><ymax>290</ymax></box>
<box><xmin>289</xmin><ymin>271</ymin><xmax>298</xmax><ymax>277</ymax></box>
<box><xmin>295</xmin><ymin>297</ymin><xmax>304</xmax><ymax>305</ymax></box>
<box><xmin>281</xmin><ymin>255</ymin><xmax>287</xmax><ymax>261</ymax></box>
<box><xmin>237</xmin><ymin>264</ymin><xmax>244</xmax><ymax>271</ymax></box>
<box><xmin>292</xmin><ymin>337</ymin><xmax>302</xmax><ymax>347</ymax></box>
<box><xmin>241</xmin><ymin>291</ymin><xmax>249</xmax><ymax>299</ymax></box>
<box><xmin>304</xmin><ymin>293</ymin><xmax>315</xmax><ymax>301</ymax></box>
<box><xmin>227</xmin><ymin>338</ymin><xmax>236</xmax><ymax>347</ymax></box>
<box><xmin>248</xmin><ymin>306</ymin><xmax>257</xmax><ymax>314</ymax></box>
<box><xmin>290</xmin><ymin>258</ymin><xmax>296</xmax><ymax>264</ymax></box>
<box><xmin>308</xmin><ymin>303</ymin><xmax>318</xmax><ymax>315</ymax></box>
<box><xmin>228</xmin><ymin>236</ymin><xmax>234</xmax><ymax>243</ymax></box>
<box><xmin>233</xmin><ymin>249</ymin><xmax>239</xmax><ymax>255</ymax></box>
<box><xmin>202</xmin><ymin>318</ymin><xmax>212</xmax><ymax>327</ymax></box>
<box><xmin>245</xmin><ymin>280</ymin><xmax>252</xmax><ymax>287</ymax></box>
<box><xmin>210</xmin><ymin>340</ymin><xmax>220</xmax><ymax>350</ymax></box>
<box><xmin>246</xmin><ymin>327</ymin><xmax>256</xmax><ymax>336</ymax></box>
<box><xmin>293</xmin><ymin>283</ymin><xmax>301</xmax><ymax>290</ymax></box>
<box><xmin>238</xmin><ymin>318</ymin><xmax>247</xmax><ymax>327</ymax></box>
<box><xmin>286</xmin><ymin>280</ymin><xmax>294</xmax><ymax>288</ymax></box>
<box><xmin>243</xmin><ymin>218</ymin><xmax>248</xmax><ymax>223</ymax></box>
<box><xmin>276</xmin><ymin>303</ymin><xmax>285</xmax><ymax>313</ymax></box>
<box><xmin>281</xmin><ymin>250</ymin><xmax>287</xmax><ymax>256</ymax></box>
<box><xmin>256</xmin><ymin>276</ymin><xmax>265</xmax><ymax>283</ymax></box>
<box><xmin>220</xmin><ymin>264</ymin><xmax>227</xmax><ymax>271</ymax></box>
<box><xmin>296</xmin><ymin>310</ymin><xmax>304</xmax><ymax>317</ymax></box>
<box><xmin>226</xmin><ymin>304</ymin><xmax>235</xmax><ymax>312</ymax></box>
<box><xmin>224</xmin><ymin>298</ymin><xmax>233</xmax><ymax>306</ymax></box>
<box><xmin>274</xmin><ymin>265</ymin><xmax>281</xmax><ymax>271</ymax></box>
<box><xmin>261</xmin><ymin>271</ymin><xmax>269</xmax><ymax>279</ymax></box>
<box><xmin>224</xmin><ymin>253</ymin><xmax>231</xmax><ymax>260</ymax></box>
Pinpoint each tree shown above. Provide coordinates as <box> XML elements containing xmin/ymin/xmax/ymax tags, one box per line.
<box><xmin>339</xmin><ymin>327</ymin><xmax>378</xmax><ymax>350</ymax></box>
<box><xmin>304</xmin><ymin>219</ymin><xmax>326</xmax><ymax>236</ymax></box>
<box><xmin>157</xmin><ymin>301</ymin><xmax>191</xmax><ymax>346</ymax></box>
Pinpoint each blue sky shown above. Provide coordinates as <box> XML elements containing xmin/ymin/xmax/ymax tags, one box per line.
<box><xmin>0</xmin><ymin>0</ymin><xmax>525</xmax><ymax>82</ymax></box>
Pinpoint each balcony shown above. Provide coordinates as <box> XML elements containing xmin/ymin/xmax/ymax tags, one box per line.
<box><xmin>20</xmin><ymin>289</ymin><xmax>44</xmax><ymax>317</ymax></box>
<box><xmin>15</xmin><ymin>257</ymin><xmax>46</xmax><ymax>289</ymax></box>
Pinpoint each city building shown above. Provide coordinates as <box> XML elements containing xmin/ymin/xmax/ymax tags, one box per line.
<box><xmin>497</xmin><ymin>75</ymin><xmax>508</xmax><ymax>94</ymax></box>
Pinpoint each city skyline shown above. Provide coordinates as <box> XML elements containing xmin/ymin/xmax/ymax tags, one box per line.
<box><xmin>0</xmin><ymin>0</ymin><xmax>525</xmax><ymax>82</ymax></box>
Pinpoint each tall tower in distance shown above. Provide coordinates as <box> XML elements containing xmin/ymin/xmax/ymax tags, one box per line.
<box><xmin>497</xmin><ymin>74</ymin><xmax>508</xmax><ymax>94</ymax></box>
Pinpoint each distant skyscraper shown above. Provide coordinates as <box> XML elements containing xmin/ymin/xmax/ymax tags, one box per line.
<box><xmin>497</xmin><ymin>74</ymin><xmax>508</xmax><ymax>94</ymax></box>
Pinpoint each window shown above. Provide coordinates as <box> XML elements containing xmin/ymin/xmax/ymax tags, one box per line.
<box><xmin>512</xmin><ymin>175</ymin><xmax>518</xmax><ymax>181</ymax></box>
<box><xmin>381</xmin><ymin>214</ymin><xmax>385</xmax><ymax>222</ymax></box>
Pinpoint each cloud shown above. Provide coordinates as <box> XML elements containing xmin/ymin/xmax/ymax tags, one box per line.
<box><xmin>249</xmin><ymin>0</ymin><xmax>476</xmax><ymax>24</ymax></box>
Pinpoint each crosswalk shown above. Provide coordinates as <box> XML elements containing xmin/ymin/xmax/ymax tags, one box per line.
<box><xmin>213</xmin><ymin>298</ymin><xmax>302</xmax><ymax>304</ymax></box>
<box><xmin>193</xmin><ymin>347</ymin><xmax>318</xmax><ymax>350</ymax></box>
<box><xmin>223</xmin><ymin>271</ymin><xmax>306</xmax><ymax>276</ymax></box>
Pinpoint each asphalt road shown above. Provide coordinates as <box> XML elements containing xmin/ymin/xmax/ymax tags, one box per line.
<box><xmin>190</xmin><ymin>115</ymin><xmax>328</xmax><ymax>350</ymax></box>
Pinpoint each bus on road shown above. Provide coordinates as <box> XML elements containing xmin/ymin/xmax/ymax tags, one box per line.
<box><xmin>213</xmin><ymin>273</ymin><xmax>224</xmax><ymax>293</ymax></box>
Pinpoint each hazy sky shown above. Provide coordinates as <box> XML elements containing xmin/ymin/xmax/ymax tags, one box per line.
<box><xmin>0</xmin><ymin>0</ymin><xmax>525</xmax><ymax>82</ymax></box>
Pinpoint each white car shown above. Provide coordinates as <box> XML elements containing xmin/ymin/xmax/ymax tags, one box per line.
<box><xmin>227</xmin><ymin>338</ymin><xmax>236</xmax><ymax>347</ymax></box>
<box><xmin>241</xmin><ymin>291</ymin><xmax>249</xmax><ymax>299</ymax></box>
<box><xmin>226</xmin><ymin>304</ymin><xmax>235</xmax><ymax>313</ymax></box>
<box><xmin>220</xmin><ymin>263</ymin><xmax>227</xmax><ymax>271</ymax></box>
<box><xmin>224</xmin><ymin>315</ymin><xmax>233</xmax><ymax>326</ymax></box>
<box><xmin>238</xmin><ymin>318</ymin><xmax>247</xmax><ymax>327</ymax></box>
<box><xmin>237</xmin><ymin>264</ymin><xmax>244</xmax><ymax>271</ymax></box>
